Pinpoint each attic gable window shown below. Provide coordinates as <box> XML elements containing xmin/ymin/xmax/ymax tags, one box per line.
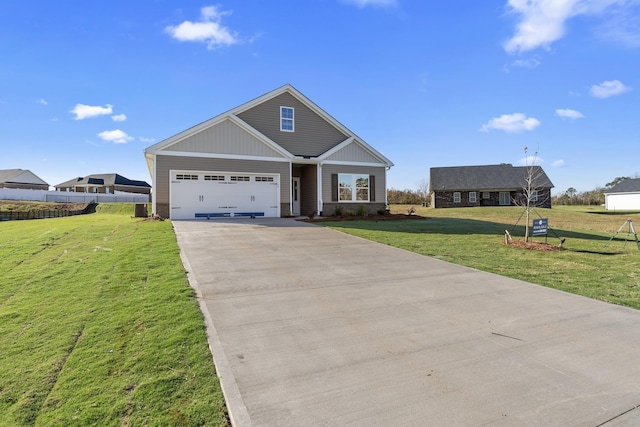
<box><xmin>280</xmin><ymin>106</ymin><xmax>294</xmax><ymax>132</ymax></box>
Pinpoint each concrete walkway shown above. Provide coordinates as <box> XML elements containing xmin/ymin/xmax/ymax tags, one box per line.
<box><xmin>173</xmin><ymin>218</ymin><xmax>640</xmax><ymax>426</ymax></box>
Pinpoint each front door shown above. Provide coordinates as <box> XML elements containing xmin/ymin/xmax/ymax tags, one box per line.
<box><xmin>292</xmin><ymin>177</ymin><xmax>301</xmax><ymax>216</ymax></box>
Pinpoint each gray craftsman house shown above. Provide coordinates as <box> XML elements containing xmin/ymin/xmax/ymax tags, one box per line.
<box><xmin>430</xmin><ymin>164</ymin><xmax>554</xmax><ymax>209</ymax></box>
<box><xmin>605</xmin><ymin>178</ymin><xmax>640</xmax><ymax>211</ymax></box>
<box><xmin>144</xmin><ymin>84</ymin><xmax>393</xmax><ymax>219</ymax></box>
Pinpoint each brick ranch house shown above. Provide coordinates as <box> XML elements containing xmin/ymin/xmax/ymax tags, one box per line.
<box><xmin>430</xmin><ymin>164</ymin><xmax>554</xmax><ymax>209</ymax></box>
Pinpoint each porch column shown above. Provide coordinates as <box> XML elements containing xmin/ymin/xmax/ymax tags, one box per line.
<box><xmin>317</xmin><ymin>163</ymin><xmax>323</xmax><ymax>215</ymax></box>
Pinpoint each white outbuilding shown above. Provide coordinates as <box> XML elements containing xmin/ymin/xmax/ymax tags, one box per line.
<box><xmin>605</xmin><ymin>178</ymin><xmax>640</xmax><ymax>211</ymax></box>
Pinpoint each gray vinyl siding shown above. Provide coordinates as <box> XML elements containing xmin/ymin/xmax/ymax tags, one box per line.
<box><xmin>167</xmin><ymin>119</ymin><xmax>286</xmax><ymax>158</ymax></box>
<box><xmin>325</xmin><ymin>143</ymin><xmax>381</xmax><ymax>163</ymax></box>
<box><xmin>155</xmin><ymin>154</ymin><xmax>290</xmax><ymax>211</ymax></box>
<box><xmin>322</xmin><ymin>164</ymin><xmax>386</xmax><ymax>204</ymax></box>
<box><xmin>301</xmin><ymin>164</ymin><xmax>317</xmax><ymax>216</ymax></box>
<box><xmin>237</xmin><ymin>93</ymin><xmax>348</xmax><ymax>157</ymax></box>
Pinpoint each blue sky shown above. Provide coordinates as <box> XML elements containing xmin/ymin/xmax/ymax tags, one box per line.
<box><xmin>1</xmin><ymin>0</ymin><xmax>638</xmax><ymax>194</ymax></box>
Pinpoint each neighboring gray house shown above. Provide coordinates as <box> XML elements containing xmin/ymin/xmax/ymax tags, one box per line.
<box><xmin>605</xmin><ymin>178</ymin><xmax>640</xmax><ymax>211</ymax></box>
<box><xmin>430</xmin><ymin>164</ymin><xmax>554</xmax><ymax>209</ymax></box>
<box><xmin>0</xmin><ymin>169</ymin><xmax>49</xmax><ymax>190</ymax></box>
<box><xmin>144</xmin><ymin>84</ymin><xmax>393</xmax><ymax>219</ymax></box>
<box><xmin>55</xmin><ymin>174</ymin><xmax>151</xmax><ymax>195</ymax></box>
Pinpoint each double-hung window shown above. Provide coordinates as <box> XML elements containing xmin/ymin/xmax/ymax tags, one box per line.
<box><xmin>453</xmin><ymin>192</ymin><xmax>461</xmax><ymax>203</ymax></box>
<box><xmin>469</xmin><ymin>191</ymin><xmax>477</xmax><ymax>203</ymax></box>
<box><xmin>338</xmin><ymin>174</ymin><xmax>369</xmax><ymax>202</ymax></box>
<box><xmin>531</xmin><ymin>190</ymin><xmax>538</xmax><ymax>202</ymax></box>
<box><xmin>280</xmin><ymin>106</ymin><xmax>294</xmax><ymax>132</ymax></box>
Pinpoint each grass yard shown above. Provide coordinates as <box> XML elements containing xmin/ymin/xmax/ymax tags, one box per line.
<box><xmin>0</xmin><ymin>204</ymin><xmax>228</xmax><ymax>426</ymax></box>
<box><xmin>323</xmin><ymin>205</ymin><xmax>640</xmax><ymax>309</ymax></box>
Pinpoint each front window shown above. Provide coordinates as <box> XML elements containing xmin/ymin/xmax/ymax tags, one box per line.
<box><xmin>499</xmin><ymin>192</ymin><xmax>510</xmax><ymax>205</ymax></box>
<box><xmin>280</xmin><ymin>106</ymin><xmax>294</xmax><ymax>132</ymax></box>
<box><xmin>531</xmin><ymin>190</ymin><xmax>538</xmax><ymax>202</ymax></box>
<box><xmin>453</xmin><ymin>192</ymin><xmax>461</xmax><ymax>203</ymax></box>
<box><xmin>339</xmin><ymin>174</ymin><xmax>369</xmax><ymax>202</ymax></box>
<box><xmin>469</xmin><ymin>191</ymin><xmax>477</xmax><ymax>203</ymax></box>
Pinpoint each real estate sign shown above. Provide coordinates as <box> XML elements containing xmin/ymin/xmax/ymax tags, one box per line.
<box><xmin>532</xmin><ymin>218</ymin><xmax>548</xmax><ymax>236</ymax></box>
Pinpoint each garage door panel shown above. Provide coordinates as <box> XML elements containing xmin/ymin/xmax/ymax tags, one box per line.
<box><xmin>170</xmin><ymin>171</ymin><xmax>279</xmax><ymax>219</ymax></box>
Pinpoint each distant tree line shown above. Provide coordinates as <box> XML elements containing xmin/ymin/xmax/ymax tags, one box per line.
<box><xmin>552</xmin><ymin>175</ymin><xmax>639</xmax><ymax>206</ymax></box>
<box><xmin>387</xmin><ymin>188</ymin><xmax>424</xmax><ymax>205</ymax></box>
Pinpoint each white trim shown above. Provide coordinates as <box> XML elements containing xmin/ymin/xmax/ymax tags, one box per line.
<box><xmin>289</xmin><ymin>161</ymin><xmax>293</xmax><ymax>215</ymax></box>
<box><xmin>319</xmin><ymin>137</ymin><xmax>355</xmax><ymax>160</ymax></box>
<box><xmin>318</xmin><ymin>136</ymin><xmax>393</xmax><ymax>167</ymax></box>
<box><xmin>322</xmin><ymin>160</ymin><xmax>390</xmax><ymax>168</ymax></box>
<box><xmin>155</xmin><ymin>151</ymin><xmax>291</xmax><ymax>163</ymax></box>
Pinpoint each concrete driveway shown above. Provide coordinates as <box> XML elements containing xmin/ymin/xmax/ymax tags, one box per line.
<box><xmin>173</xmin><ymin>218</ymin><xmax>640</xmax><ymax>426</ymax></box>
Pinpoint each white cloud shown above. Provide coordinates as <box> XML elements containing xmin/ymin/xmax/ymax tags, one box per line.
<box><xmin>70</xmin><ymin>103</ymin><xmax>113</xmax><ymax>120</ymax></box>
<box><xmin>480</xmin><ymin>113</ymin><xmax>541</xmax><ymax>133</ymax></box>
<box><xmin>590</xmin><ymin>79</ymin><xmax>631</xmax><ymax>98</ymax></box>
<box><xmin>555</xmin><ymin>108</ymin><xmax>584</xmax><ymax>118</ymax></box>
<box><xmin>112</xmin><ymin>114</ymin><xmax>127</xmax><ymax>122</ymax></box>
<box><xmin>139</xmin><ymin>137</ymin><xmax>155</xmax><ymax>143</ymax></box>
<box><xmin>503</xmin><ymin>0</ymin><xmax>634</xmax><ymax>54</ymax></box>
<box><xmin>97</xmin><ymin>129</ymin><xmax>134</xmax><ymax>144</ymax></box>
<box><xmin>342</xmin><ymin>0</ymin><xmax>398</xmax><ymax>7</ymax></box>
<box><xmin>510</xmin><ymin>56</ymin><xmax>541</xmax><ymax>68</ymax></box>
<box><xmin>36</xmin><ymin>99</ymin><xmax>48</xmax><ymax>106</ymax></box>
<box><xmin>518</xmin><ymin>155</ymin><xmax>544</xmax><ymax>166</ymax></box>
<box><xmin>164</xmin><ymin>6</ymin><xmax>239</xmax><ymax>49</ymax></box>
<box><xmin>552</xmin><ymin>159</ymin><xmax>566</xmax><ymax>167</ymax></box>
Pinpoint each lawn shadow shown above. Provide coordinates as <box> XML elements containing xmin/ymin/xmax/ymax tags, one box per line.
<box><xmin>325</xmin><ymin>217</ymin><xmax>616</xmax><ymax>242</ymax></box>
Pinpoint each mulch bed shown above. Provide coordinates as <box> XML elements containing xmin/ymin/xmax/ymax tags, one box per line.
<box><xmin>505</xmin><ymin>239</ymin><xmax>563</xmax><ymax>251</ymax></box>
<box><xmin>302</xmin><ymin>214</ymin><xmax>428</xmax><ymax>222</ymax></box>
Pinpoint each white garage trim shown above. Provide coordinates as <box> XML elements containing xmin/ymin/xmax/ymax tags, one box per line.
<box><xmin>169</xmin><ymin>170</ymin><xmax>280</xmax><ymax>220</ymax></box>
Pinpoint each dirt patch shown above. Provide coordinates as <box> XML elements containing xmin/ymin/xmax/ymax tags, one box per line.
<box><xmin>505</xmin><ymin>239</ymin><xmax>563</xmax><ymax>251</ymax></box>
<box><xmin>302</xmin><ymin>214</ymin><xmax>428</xmax><ymax>222</ymax></box>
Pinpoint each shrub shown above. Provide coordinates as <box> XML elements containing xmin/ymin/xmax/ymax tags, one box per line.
<box><xmin>333</xmin><ymin>206</ymin><xmax>344</xmax><ymax>217</ymax></box>
<box><xmin>356</xmin><ymin>205</ymin><xmax>368</xmax><ymax>217</ymax></box>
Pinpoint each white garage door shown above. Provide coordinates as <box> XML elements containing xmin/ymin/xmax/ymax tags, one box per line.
<box><xmin>170</xmin><ymin>171</ymin><xmax>280</xmax><ymax>220</ymax></box>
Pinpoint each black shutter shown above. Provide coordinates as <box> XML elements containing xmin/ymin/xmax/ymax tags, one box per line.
<box><xmin>331</xmin><ymin>174</ymin><xmax>338</xmax><ymax>202</ymax></box>
<box><xmin>370</xmin><ymin>175</ymin><xmax>376</xmax><ymax>202</ymax></box>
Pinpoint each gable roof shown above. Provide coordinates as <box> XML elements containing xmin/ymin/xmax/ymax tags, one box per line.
<box><xmin>605</xmin><ymin>178</ymin><xmax>640</xmax><ymax>194</ymax></box>
<box><xmin>0</xmin><ymin>169</ymin><xmax>48</xmax><ymax>186</ymax></box>
<box><xmin>55</xmin><ymin>173</ymin><xmax>151</xmax><ymax>188</ymax></box>
<box><xmin>144</xmin><ymin>84</ymin><xmax>393</xmax><ymax>175</ymax></box>
<box><xmin>430</xmin><ymin>164</ymin><xmax>554</xmax><ymax>191</ymax></box>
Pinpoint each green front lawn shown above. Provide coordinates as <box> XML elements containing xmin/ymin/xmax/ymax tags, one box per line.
<box><xmin>0</xmin><ymin>204</ymin><xmax>228</xmax><ymax>426</ymax></box>
<box><xmin>323</xmin><ymin>205</ymin><xmax>640</xmax><ymax>309</ymax></box>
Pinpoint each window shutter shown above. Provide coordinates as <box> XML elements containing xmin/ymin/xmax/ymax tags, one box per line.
<box><xmin>331</xmin><ymin>174</ymin><xmax>338</xmax><ymax>202</ymax></box>
<box><xmin>370</xmin><ymin>175</ymin><xmax>376</xmax><ymax>202</ymax></box>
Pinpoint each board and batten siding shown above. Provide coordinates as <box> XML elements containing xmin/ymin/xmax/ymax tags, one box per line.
<box><xmin>167</xmin><ymin>119</ymin><xmax>286</xmax><ymax>158</ymax></box>
<box><xmin>155</xmin><ymin>155</ymin><xmax>290</xmax><ymax>217</ymax></box>
<box><xmin>321</xmin><ymin>164</ymin><xmax>386</xmax><ymax>205</ymax></box>
<box><xmin>237</xmin><ymin>93</ymin><xmax>347</xmax><ymax>157</ymax></box>
<box><xmin>325</xmin><ymin>143</ymin><xmax>381</xmax><ymax>164</ymax></box>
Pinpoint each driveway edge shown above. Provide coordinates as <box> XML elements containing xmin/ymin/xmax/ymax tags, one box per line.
<box><xmin>174</xmin><ymin>224</ymin><xmax>251</xmax><ymax>427</ymax></box>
